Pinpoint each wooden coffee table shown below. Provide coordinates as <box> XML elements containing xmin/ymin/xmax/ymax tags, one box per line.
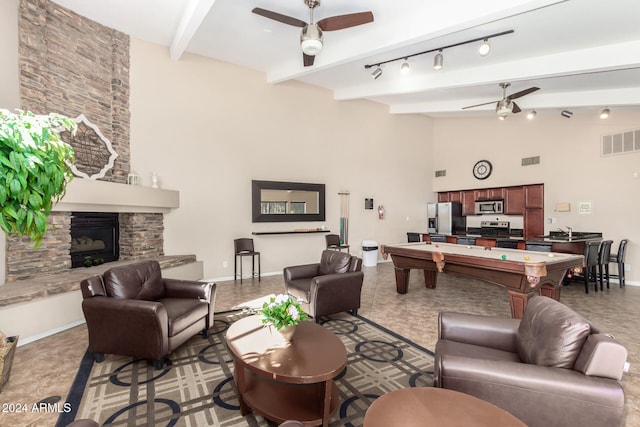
<box><xmin>363</xmin><ymin>387</ymin><xmax>526</xmax><ymax>427</ymax></box>
<box><xmin>226</xmin><ymin>315</ymin><xmax>347</xmax><ymax>426</ymax></box>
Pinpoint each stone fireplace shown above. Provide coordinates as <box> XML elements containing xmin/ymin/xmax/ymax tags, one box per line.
<box><xmin>70</xmin><ymin>212</ymin><xmax>120</xmax><ymax>268</ymax></box>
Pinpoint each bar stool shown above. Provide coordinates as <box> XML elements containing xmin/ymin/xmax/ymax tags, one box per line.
<box><xmin>326</xmin><ymin>233</ymin><xmax>350</xmax><ymax>253</ymax></box>
<box><xmin>597</xmin><ymin>240</ymin><xmax>613</xmax><ymax>290</ymax></box>
<box><xmin>234</xmin><ymin>238</ymin><xmax>260</xmax><ymax>283</ymax></box>
<box><xmin>609</xmin><ymin>239</ymin><xmax>628</xmax><ymax>287</ymax></box>
<box><xmin>583</xmin><ymin>240</ymin><xmax>601</xmax><ymax>293</ymax></box>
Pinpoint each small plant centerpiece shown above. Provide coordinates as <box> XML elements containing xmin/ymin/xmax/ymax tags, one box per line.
<box><xmin>0</xmin><ymin>109</ymin><xmax>76</xmax><ymax>248</ymax></box>
<box><xmin>259</xmin><ymin>294</ymin><xmax>307</xmax><ymax>341</ymax></box>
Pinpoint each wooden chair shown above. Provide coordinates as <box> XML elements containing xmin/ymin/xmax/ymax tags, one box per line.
<box><xmin>234</xmin><ymin>238</ymin><xmax>260</xmax><ymax>283</ymax></box>
<box><xmin>325</xmin><ymin>233</ymin><xmax>350</xmax><ymax>253</ymax></box>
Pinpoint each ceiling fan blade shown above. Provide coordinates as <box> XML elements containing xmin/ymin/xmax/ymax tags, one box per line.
<box><xmin>252</xmin><ymin>7</ymin><xmax>306</xmax><ymax>27</ymax></box>
<box><xmin>303</xmin><ymin>53</ymin><xmax>315</xmax><ymax>67</ymax></box>
<box><xmin>462</xmin><ymin>100</ymin><xmax>500</xmax><ymax>110</ymax></box>
<box><xmin>508</xmin><ymin>87</ymin><xmax>539</xmax><ymax>100</ymax></box>
<box><xmin>511</xmin><ymin>102</ymin><xmax>522</xmax><ymax>114</ymax></box>
<box><xmin>317</xmin><ymin>11</ymin><xmax>374</xmax><ymax>31</ymax></box>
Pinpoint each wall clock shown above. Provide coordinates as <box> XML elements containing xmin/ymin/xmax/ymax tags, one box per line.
<box><xmin>473</xmin><ymin>160</ymin><xmax>493</xmax><ymax>180</ymax></box>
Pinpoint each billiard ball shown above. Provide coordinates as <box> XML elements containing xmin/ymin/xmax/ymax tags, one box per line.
<box><xmin>547</xmin><ymin>253</ymin><xmax>555</xmax><ymax>258</ymax></box>
<box><xmin>467</xmin><ymin>245</ymin><xmax>472</xmax><ymax>249</ymax></box>
<box><xmin>501</xmin><ymin>255</ymin><xmax>507</xmax><ymax>260</ymax></box>
<box><xmin>524</xmin><ymin>255</ymin><xmax>530</xmax><ymax>261</ymax></box>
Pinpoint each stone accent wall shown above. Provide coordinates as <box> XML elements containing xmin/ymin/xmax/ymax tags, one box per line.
<box><xmin>119</xmin><ymin>214</ymin><xmax>165</xmax><ymax>260</ymax></box>
<box><xmin>18</xmin><ymin>0</ymin><xmax>130</xmax><ymax>184</ymax></box>
<box><xmin>3</xmin><ymin>1</ymin><xmax>166</xmax><ymax>283</ymax></box>
<box><xmin>5</xmin><ymin>213</ymin><xmax>71</xmax><ymax>282</ymax></box>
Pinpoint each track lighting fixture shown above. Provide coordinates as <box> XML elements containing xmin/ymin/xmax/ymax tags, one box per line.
<box><xmin>363</xmin><ymin>29</ymin><xmax>514</xmax><ymax>77</ymax></box>
<box><xmin>400</xmin><ymin>60</ymin><xmax>410</xmax><ymax>74</ymax></box>
<box><xmin>527</xmin><ymin>110</ymin><xmax>537</xmax><ymax>120</ymax></box>
<box><xmin>371</xmin><ymin>67</ymin><xmax>383</xmax><ymax>80</ymax></box>
<box><xmin>561</xmin><ymin>110</ymin><xmax>573</xmax><ymax>118</ymax></box>
<box><xmin>478</xmin><ymin>39</ymin><xmax>491</xmax><ymax>56</ymax></box>
<box><xmin>600</xmin><ymin>108</ymin><xmax>610</xmax><ymax>119</ymax></box>
<box><xmin>433</xmin><ymin>51</ymin><xmax>443</xmax><ymax>70</ymax></box>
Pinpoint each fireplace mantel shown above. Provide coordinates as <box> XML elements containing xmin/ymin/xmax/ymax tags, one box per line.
<box><xmin>53</xmin><ymin>178</ymin><xmax>179</xmax><ymax>213</ymax></box>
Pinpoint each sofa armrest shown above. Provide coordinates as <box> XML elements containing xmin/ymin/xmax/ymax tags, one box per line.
<box><xmin>309</xmin><ymin>271</ymin><xmax>364</xmax><ymax>315</ymax></box>
<box><xmin>164</xmin><ymin>279</ymin><xmax>216</xmax><ymax>302</ymax></box>
<box><xmin>439</xmin><ymin>312</ymin><xmax>520</xmax><ymax>353</ymax></box>
<box><xmin>82</xmin><ymin>297</ymin><xmax>169</xmax><ymax>359</ymax></box>
<box><xmin>284</xmin><ymin>263</ymin><xmax>320</xmax><ymax>282</ymax></box>
<box><xmin>574</xmin><ymin>334</ymin><xmax>628</xmax><ymax>380</ymax></box>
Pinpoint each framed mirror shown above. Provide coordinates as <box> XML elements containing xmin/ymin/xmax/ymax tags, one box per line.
<box><xmin>252</xmin><ymin>180</ymin><xmax>326</xmax><ymax>223</ymax></box>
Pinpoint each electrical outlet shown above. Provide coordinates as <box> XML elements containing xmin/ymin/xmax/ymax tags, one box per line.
<box><xmin>222</xmin><ymin>261</ymin><xmax>228</xmax><ymax>268</ymax></box>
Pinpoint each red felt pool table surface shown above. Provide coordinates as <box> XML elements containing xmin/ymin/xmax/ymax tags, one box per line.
<box><xmin>381</xmin><ymin>242</ymin><xmax>585</xmax><ymax>318</ymax></box>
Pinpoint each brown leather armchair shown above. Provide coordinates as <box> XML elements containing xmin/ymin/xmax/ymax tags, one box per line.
<box><xmin>80</xmin><ymin>260</ymin><xmax>216</xmax><ymax>369</ymax></box>
<box><xmin>284</xmin><ymin>250</ymin><xmax>363</xmax><ymax>320</ymax></box>
<box><xmin>434</xmin><ymin>296</ymin><xmax>627</xmax><ymax>427</ymax></box>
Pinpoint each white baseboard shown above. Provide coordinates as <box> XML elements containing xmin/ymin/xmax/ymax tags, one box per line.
<box><xmin>18</xmin><ymin>319</ymin><xmax>86</xmax><ymax>347</ymax></box>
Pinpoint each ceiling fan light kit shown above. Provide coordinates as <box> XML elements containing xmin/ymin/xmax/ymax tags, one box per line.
<box><xmin>253</xmin><ymin>0</ymin><xmax>374</xmax><ymax>67</ymax></box>
<box><xmin>463</xmin><ymin>82</ymin><xmax>539</xmax><ymax>118</ymax></box>
<box><xmin>527</xmin><ymin>110</ymin><xmax>537</xmax><ymax>120</ymax></box>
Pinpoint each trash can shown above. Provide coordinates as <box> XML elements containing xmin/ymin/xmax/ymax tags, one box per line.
<box><xmin>362</xmin><ymin>240</ymin><xmax>379</xmax><ymax>267</ymax></box>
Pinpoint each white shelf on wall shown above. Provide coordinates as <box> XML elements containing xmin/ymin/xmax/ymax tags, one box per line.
<box><xmin>53</xmin><ymin>178</ymin><xmax>179</xmax><ymax>213</ymax></box>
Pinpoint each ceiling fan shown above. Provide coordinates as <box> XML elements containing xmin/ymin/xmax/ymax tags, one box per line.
<box><xmin>252</xmin><ymin>0</ymin><xmax>374</xmax><ymax>67</ymax></box>
<box><xmin>462</xmin><ymin>83</ymin><xmax>540</xmax><ymax>116</ymax></box>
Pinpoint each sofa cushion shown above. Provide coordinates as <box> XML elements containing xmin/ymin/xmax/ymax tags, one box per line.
<box><xmin>160</xmin><ymin>298</ymin><xmax>208</xmax><ymax>337</ymax></box>
<box><xmin>516</xmin><ymin>296</ymin><xmax>591</xmax><ymax>368</ymax></box>
<box><xmin>103</xmin><ymin>260</ymin><xmax>165</xmax><ymax>301</ymax></box>
<box><xmin>319</xmin><ymin>250</ymin><xmax>351</xmax><ymax>275</ymax></box>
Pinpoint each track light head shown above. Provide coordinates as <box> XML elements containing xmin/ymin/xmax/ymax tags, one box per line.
<box><xmin>478</xmin><ymin>39</ymin><xmax>491</xmax><ymax>56</ymax></box>
<box><xmin>498</xmin><ymin>114</ymin><xmax>507</xmax><ymax>121</ymax></box>
<box><xmin>527</xmin><ymin>110</ymin><xmax>537</xmax><ymax>120</ymax></box>
<box><xmin>433</xmin><ymin>51</ymin><xmax>443</xmax><ymax>70</ymax></box>
<box><xmin>371</xmin><ymin>67</ymin><xmax>383</xmax><ymax>79</ymax></box>
<box><xmin>400</xmin><ymin>61</ymin><xmax>410</xmax><ymax>75</ymax></box>
<box><xmin>561</xmin><ymin>110</ymin><xmax>573</xmax><ymax>118</ymax></box>
<box><xmin>600</xmin><ymin>108</ymin><xmax>610</xmax><ymax>119</ymax></box>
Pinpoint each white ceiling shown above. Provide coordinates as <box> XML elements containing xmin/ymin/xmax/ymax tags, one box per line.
<box><xmin>51</xmin><ymin>0</ymin><xmax>640</xmax><ymax>118</ymax></box>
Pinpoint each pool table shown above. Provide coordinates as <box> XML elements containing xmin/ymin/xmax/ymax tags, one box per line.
<box><xmin>381</xmin><ymin>242</ymin><xmax>584</xmax><ymax>318</ymax></box>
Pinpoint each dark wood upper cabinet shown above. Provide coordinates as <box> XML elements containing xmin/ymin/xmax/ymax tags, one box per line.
<box><xmin>525</xmin><ymin>184</ymin><xmax>544</xmax><ymax>208</ymax></box>
<box><xmin>438</xmin><ymin>192</ymin><xmax>450</xmax><ymax>202</ymax></box>
<box><xmin>504</xmin><ymin>186</ymin><xmax>525</xmax><ymax>214</ymax></box>
<box><xmin>474</xmin><ymin>189</ymin><xmax>488</xmax><ymax>200</ymax></box>
<box><xmin>448</xmin><ymin>191</ymin><xmax>462</xmax><ymax>203</ymax></box>
<box><xmin>487</xmin><ymin>188</ymin><xmax>505</xmax><ymax>199</ymax></box>
<box><xmin>461</xmin><ymin>190</ymin><xmax>476</xmax><ymax>216</ymax></box>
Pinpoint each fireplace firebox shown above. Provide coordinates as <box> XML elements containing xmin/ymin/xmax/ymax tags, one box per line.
<box><xmin>70</xmin><ymin>212</ymin><xmax>119</xmax><ymax>268</ymax></box>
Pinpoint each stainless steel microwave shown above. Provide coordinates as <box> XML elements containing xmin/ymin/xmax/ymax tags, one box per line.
<box><xmin>475</xmin><ymin>200</ymin><xmax>504</xmax><ymax>214</ymax></box>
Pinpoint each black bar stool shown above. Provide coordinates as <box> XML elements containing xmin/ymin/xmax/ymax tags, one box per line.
<box><xmin>326</xmin><ymin>234</ymin><xmax>350</xmax><ymax>253</ymax></box>
<box><xmin>234</xmin><ymin>238</ymin><xmax>260</xmax><ymax>283</ymax></box>
<box><xmin>597</xmin><ymin>240</ymin><xmax>613</xmax><ymax>290</ymax></box>
<box><xmin>583</xmin><ymin>240</ymin><xmax>601</xmax><ymax>293</ymax></box>
<box><xmin>609</xmin><ymin>239</ymin><xmax>628</xmax><ymax>287</ymax></box>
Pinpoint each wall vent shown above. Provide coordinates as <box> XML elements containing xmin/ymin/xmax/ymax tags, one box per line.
<box><xmin>602</xmin><ymin>128</ymin><xmax>640</xmax><ymax>156</ymax></box>
<box><xmin>521</xmin><ymin>156</ymin><xmax>540</xmax><ymax>166</ymax></box>
<box><xmin>435</xmin><ymin>170</ymin><xmax>446</xmax><ymax>177</ymax></box>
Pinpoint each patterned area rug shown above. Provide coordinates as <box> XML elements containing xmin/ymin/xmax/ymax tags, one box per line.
<box><xmin>56</xmin><ymin>311</ymin><xmax>434</xmax><ymax>426</ymax></box>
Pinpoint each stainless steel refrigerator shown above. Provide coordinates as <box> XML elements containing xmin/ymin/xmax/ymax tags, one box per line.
<box><xmin>427</xmin><ymin>202</ymin><xmax>466</xmax><ymax>234</ymax></box>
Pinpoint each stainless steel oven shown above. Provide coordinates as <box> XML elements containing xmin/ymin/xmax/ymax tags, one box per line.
<box><xmin>475</xmin><ymin>200</ymin><xmax>504</xmax><ymax>214</ymax></box>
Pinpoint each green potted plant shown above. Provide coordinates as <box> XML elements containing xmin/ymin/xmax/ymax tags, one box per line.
<box><xmin>259</xmin><ymin>294</ymin><xmax>307</xmax><ymax>341</ymax></box>
<box><xmin>0</xmin><ymin>109</ymin><xmax>76</xmax><ymax>248</ymax></box>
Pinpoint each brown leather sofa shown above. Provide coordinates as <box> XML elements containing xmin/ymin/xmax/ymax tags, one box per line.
<box><xmin>80</xmin><ymin>260</ymin><xmax>216</xmax><ymax>369</ymax></box>
<box><xmin>434</xmin><ymin>295</ymin><xmax>627</xmax><ymax>427</ymax></box>
<box><xmin>284</xmin><ymin>250</ymin><xmax>364</xmax><ymax>320</ymax></box>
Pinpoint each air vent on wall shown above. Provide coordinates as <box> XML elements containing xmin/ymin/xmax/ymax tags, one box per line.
<box><xmin>521</xmin><ymin>156</ymin><xmax>540</xmax><ymax>166</ymax></box>
<box><xmin>435</xmin><ymin>170</ymin><xmax>446</xmax><ymax>177</ymax></box>
<box><xmin>602</xmin><ymin>128</ymin><xmax>640</xmax><ymax>156</ymax></box>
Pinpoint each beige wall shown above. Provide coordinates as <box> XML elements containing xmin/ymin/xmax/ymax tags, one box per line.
<box><xmin>129</xmin><ymin>39</ymin><xmax>434</xmax><ymax>280</ymax></box>
<box><xmin>433</xmin><ymin>114</ymin><xmax>639</xmax><ymax>283</ymax></box>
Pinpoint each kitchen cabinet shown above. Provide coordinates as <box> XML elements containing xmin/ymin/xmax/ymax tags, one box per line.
<box><xmin>474</xmin><ymin>189</ymin><xmax>488</xmax><ymax>200</ymax></box>
<box><xmin>505</xmin><ymin>186</ymin><xmax>525</xmax><ymax>214</ymax></box>
<box><xmin>448</xmin><ymin>191</ymin><xmax>462</xmax><ymax>203</ymax></box>
<box><xmin>461</xmin><ymin>191</ymin><xmax>476</xmax><ymax>216</ymax></box>
<box><xmin>488</xmin><ymin>188</ymin><xmax>505</xmax><ymax>199</ymax></box>
<box><xmin>438</xmin><ymin>193</ymin><xmax>449</xmax><ymax>202</ymax></box>
<box><xmin>524</xmin><ymin>208</ymin><xmax>544</xmax><ymax>238</ymax></box>
<box><xmin>525</xmin><ymin>184</ymin><xmax>544</xmax><ymax>208</ymax></box>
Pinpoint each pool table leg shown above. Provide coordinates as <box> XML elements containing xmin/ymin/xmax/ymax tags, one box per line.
<box><xmin>394</xmin><ymin>267</ymin><xmax>410</xmax><ymax>293</ymax></box>
<box><xmin>508</xmin><ymin>290</ymin><xmax>536</xmax><ymax>319</ymax></box>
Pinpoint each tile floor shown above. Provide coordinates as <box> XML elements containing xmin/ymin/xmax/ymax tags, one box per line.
<box><xmin>0</xmin><ymin>261</ymin><xmax>637</xmax><ymax>426</ymax></box>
